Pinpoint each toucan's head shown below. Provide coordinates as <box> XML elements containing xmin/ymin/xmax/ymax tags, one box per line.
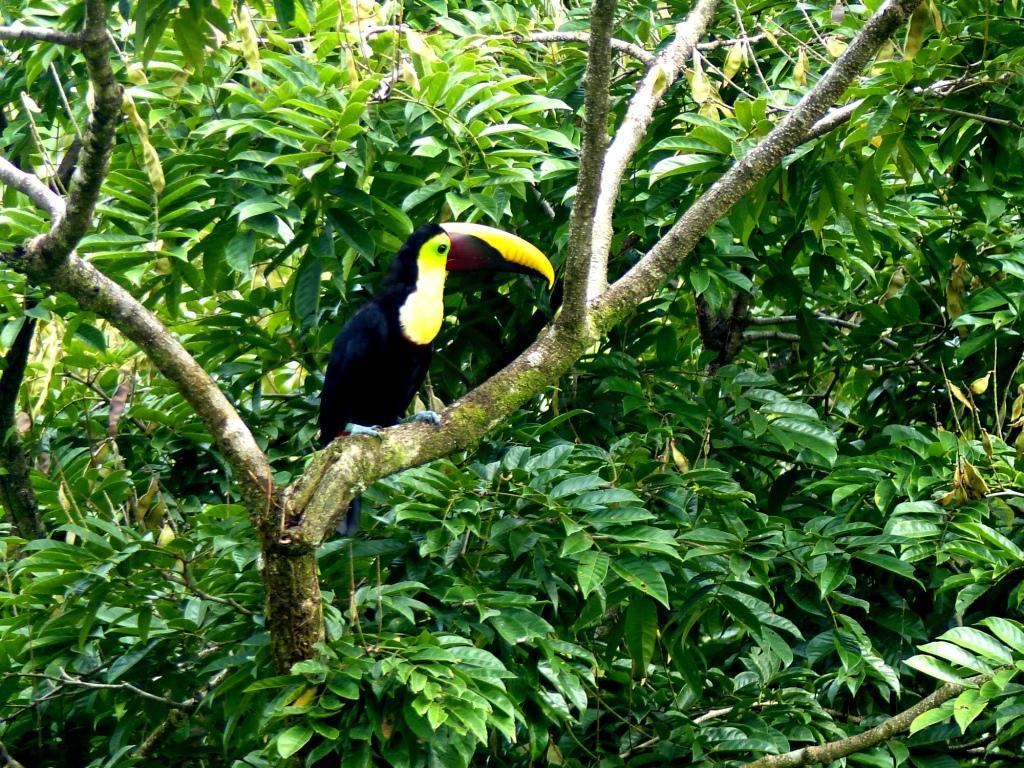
<box><xmin>440</xmin><ymin>222</ymin><xmax>555</xmax><ymax>288</ymax></box>
<box><xmin>388</xmin><ymin>222</ymin><xmax>555</xmax><ymax>289</ymax></box>
<box><xmin>390</xmin><ymin>222</ymin><xmax>553</xmax><ymax>345</ymax></box>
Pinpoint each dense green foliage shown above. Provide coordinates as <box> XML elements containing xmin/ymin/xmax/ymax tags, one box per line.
<box><xmin>2</xmin><ymin>0</ymin><xmax>1024</xmax><ymax>765</ymax></box>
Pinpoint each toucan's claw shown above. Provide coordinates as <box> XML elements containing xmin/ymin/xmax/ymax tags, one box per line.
<box><xmin>411</xmin><ymin>410</ymin><xmax>442</xmax><ymax>426</ymax></box>
<box><xmin>346</xmin><ymin>423</ymin><xmax>382</xmax><ymax>438</ymax></box>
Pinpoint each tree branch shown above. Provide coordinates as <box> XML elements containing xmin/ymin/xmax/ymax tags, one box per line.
<box><xmin>1</xmin><ymin>0</ymin><xmax>274</xmax><ymax>521</ymax></box>
<box><xmin>29</xmin><ymin>0</ymin><xmax>121</xmax><ymax>270</ymax></box>
<box><xmin>132</xmin><ymin>668</ymin><xmax>230</xmax><ymax>758</ymax></box>
<box><xmin>586</xmin><ymin>0</ymin><xmax>722</xmax><ymax>303</ymax></box>
<box><xmin>0</xmin><ymin>308</ymin><xmax>45</xmax><ymax>540</ymax></box>
<box><xmin>286</xmin><ymin>0</ymin><xmax>926</xmax><ymax>548</ymax></box>
<box><xmin>740</xmin><ymin>676</ymin><xmax>987</xmax><ymax>768</ymax></box>
<box><xmin>513</xmin><ymin>31</ymin><xmax>768</xmax><ymax>65</ymax></box>
<box><xmin>0</xmin><ymin>157</ymin><xmax>65</xmax><ymax>217</ymax></box>
<box><xmin>287</xmin><ymin>323</ymin><xmax>592</xmax><ymax>546</ymax></box>
<box><xmin>516</xmin><ymin>30</ymin><xmax>654</xmax><ymax>66</ymax></box>
<box><xmin>558</xmin><ymin>0</ymin><xmax>617</xmax><ymax>332</ymax></box>
<box><xmin>593</xmin><ymin>0</ymin><xmax>924</xmax><ymax>329</ymax></box>
<box><xmin>0</xmin><ymin>23</ymin><xmax>82</xmax><ymax>47</ymax></box>
<box><xmin>11</xmin><ymin>670</ymin><xmax>194</xmax><ymax>709</ymax></box>
<box><xmin>29</xmin><ymin>256</ymin><xmax>275</xmax><ymax>517</ymax></box>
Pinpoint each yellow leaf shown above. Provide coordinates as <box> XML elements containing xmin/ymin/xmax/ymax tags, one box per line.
<box><xmin>135</xmin><ymin>475</ymin><xmax>159</xmax><ymax>526</ymax></box>
<box><xmin>123</xmin><ymin>94</ymin><xmax>165</xmax><ymax>195</ymax></box>
<box><xmin>157</xmin><ymin>523</ymin><xmax>176</xmax><ymax>547</ymax></box>
<box><xmin>690</xmin><ymin>51</ymin><xmax>711</xmax><ymax>104</ymax></box>
<box><xmin>969</xmin><ymin>372</ymin><xmax>991</xmax><ymax>395</ymax></box>
<box><xmin>904</xmin><ymin>1</ymin><xmax>930</xmax><ymax>60</ymax></box>
<box><xmin>981</xmin><ymin>430</ymin><xmax>993</xmax><ymax>461</ymax></box>
<box><xmin>928</xmin><ymin>0</ymin><xmax>943</xmax><ymax>32</ymax></box>
<box><xmin>671</xmin><ymin>441</ymin><xmax>690</xmax><ymax>473</ymax></box>
<box><xmin>650</xmin><ymin>63</ymin><xmax>668</xmax><ymax>98</ymax></box>
<box><xmin>1010</xmin><ymin>390</ymin><xmax>1024</xmax><ymax>425</ymax></box>
<box><xmin>405</xmin><ymin>29</ymin><xmax>437</xmax><ymax>63</ymax></box>
<box><xmin>948</xmin><ymin>382</ymin><xmax>975</xmax><ymax>411</ymax></box>
<box><xmin>291</xmin><ymin>687</ymin><xmax>318</xmax><ymax>708</ymax></box>
<box><xmin>825</xmin><ymin>36</ymin><xmax>848</xmax><ymax>58</ymax></box>
<box><xmin>165</xmin><ymin>66</ymin><xmax>190</xmax><ymax>99</ymax></box>
<box><xmin>723</xmin><ymin>41</ymin><xmax>745</xmax><ymax>81</ymax></box>
<box><xmin>126</xmin><ymin>62</ymin><xmax>148</xmax><ymax>85</ymax></box>
<box><xmin>957</xmin><ymin>458</ymin><xmax>989</xmax><ymax>500</ymax></box>
<box><xmin>794</xmin><ymin>48</ymin><xmax>808</xmax><ymax>87</ymax></box>
<box><xmin>400</xmin><ymin>56</ymin><xmax>419</xmax><ymax>89</ymax></box>
<box><xmin>937</xmin><ymin>487</ymin><xmax>965</xmax><ymax>507</ymax></box>
<box><xmin>881</xmin><ymin>265</ymin><xmax>907</xmax><ymax>304</ymax></box>
<box><xmin>237</xmin><ymin>3</ymin><xmax>263</xmax><ymax>75</ymax></box>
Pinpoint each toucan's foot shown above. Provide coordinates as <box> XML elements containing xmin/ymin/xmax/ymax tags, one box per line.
<box><xmin>411</xmin><ymin>410</ymin><xmax>441</xmax><ymax>426</ymax></box>
<box><xmin>345</xmin><ymin>423</ymin><xmax>382</xmax><ymax>438</ymax></box>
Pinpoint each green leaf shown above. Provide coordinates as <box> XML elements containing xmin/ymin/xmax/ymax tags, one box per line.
<box><xmin>979</xmin><ymin>618</ymin><xmax>1024</xmax><ymax>655</ymax></box>
<box><xmin>624</xmin><ymin>598</ymin><xmax>658</xmax><ymax>676</ymax></box>
<box><xmin>952</xmin><ymin>688</ymin><xmax>986</xmax><ymax>733</ymax></box>
<box><xmin>909</xmin><ymin>704</ymin><xmax>953</xmax><ymax>734</ymax></box>
<box><xmin>290</xmin><ymin>250</ymin><xmax>322</xmax><ymax>327</ymax></box>
<box><xmin>576</xmin><ymin>551</ymin><xmax>609</xmax><ymax>598</ymax></box>
<box><xmin>226</xmin><ymin>229</ymin><xmax>256</xmax><ymax>273</ymax></box>
<box><xmin>903</xmin><ymin>654</ymin><xmax>969</xmax><ymax>685</ymax></box>
<box><xmin>277</xmin><ymin>724</ymin><xmax>313</xmax><ymax>758</ymax></box>
<box><xmin>939</xmin><ymin>627</ymin><xmax>1014</xmax><ymax>665</ymax></box>
<box><xmin>612</xmin><ymin>558</ymin><xmax>670</xmax><ymax>608</ymax></box>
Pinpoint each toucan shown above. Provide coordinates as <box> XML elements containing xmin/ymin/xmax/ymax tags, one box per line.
<box><xmin>318</xmin><ymin>221</ymin><xmax>555</xmax><ymax>535</ymax></box>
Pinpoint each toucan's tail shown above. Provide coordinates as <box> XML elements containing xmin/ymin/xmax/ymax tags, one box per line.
<box><xmin>336</xmin><ymin>495</ymin><xmax>361</xmax><ymax>536</ymax></box>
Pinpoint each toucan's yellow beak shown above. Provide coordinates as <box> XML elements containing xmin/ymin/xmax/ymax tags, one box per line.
<box><xmin>440</xmin><ymin>222</ymin><xmax>555</xmax><ymax>288</ymax></box>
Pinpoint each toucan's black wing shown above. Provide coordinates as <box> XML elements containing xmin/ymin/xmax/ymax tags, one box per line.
<box><xmin>318</xmin><ymin>302</ymin><xmax>391</xmax><ymax>447</ymax></box>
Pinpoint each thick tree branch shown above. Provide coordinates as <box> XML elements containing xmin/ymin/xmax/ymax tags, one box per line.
<box><xmin>287</xmin><ymin>0</ymin><xmax>925</xmax><ymax>549</ymax></box>
<box><xmin>558</xmin><ymin>0</ymin><xmax>617</xmax><ymax>332</ymax></box>
<box><xmin>0</xmin><ymin>157</ymin><xmax>64</xmax><ymax>217</ymax></box>
<box><xmin>517</xmin><ymin>30</ymin><xmax>654</xmax><ymax>66</ymax></box>
<box><xmin>586</xmin><ymin>0</ymin><xmax>722</xmax><ymax>303</ymax></box>
<box><xmin>741</xmin><ymin>676</ymin><xmax>987</xmax><ymax>768</ymax></box>
<box><xmin>30</xmin><ymin>256</ymin><xmax>275</xmax><ymax>516</ymax></box>
<box><xmin>287</xmin><ymin>323</ymin><xmax>593</xmax><ymax>546</ymax></box>
<box><xmin>594</xmin><ymin>0</ymin><xmax>924</xmax><ymax>328</ymax></box>
<box><xmin>0</xmin><ymin>310</ymin><xmax>45</xmax><ymax>540</ymax></box>
<box><xmin>1</xmin><ymin>1</ymin><xmax>274</xmax><ymax>520</ymax></box>
<box><xmin>0</xmin><ymin>23</ymin><xmax>82</xmax><ymax>47</ymax></box>
<box><xmin>28</xmin><ymin>0</ymin><xmax>121</xmax><ymax>270</ymax></box>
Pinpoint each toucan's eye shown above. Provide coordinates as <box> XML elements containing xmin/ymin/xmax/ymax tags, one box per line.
<box><xmin>438</xmin><ymin>244</ymin><xmax>448</xmax><ymax>254</ymax></box>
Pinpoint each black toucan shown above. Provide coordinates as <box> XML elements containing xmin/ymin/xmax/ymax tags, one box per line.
<box><xmin>318</xmin><ymin>221</ymin><xmax>555</xmax><ymax>535</ymax></box>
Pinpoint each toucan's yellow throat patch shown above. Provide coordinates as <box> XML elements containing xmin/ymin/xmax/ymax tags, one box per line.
<box><xmin>398</xmin><ymin>232</ymin><xmax>450</xmax><ymax>345</ymax></box>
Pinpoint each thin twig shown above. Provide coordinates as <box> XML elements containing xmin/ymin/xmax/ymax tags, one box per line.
<box><xmin>516</xmin><ymin>30</ymin><xmax>655</xmax><ymax>65</ymax></box>
<box><xmin>924</xmin><ymin>105</ymin><xmax>1024</xmax><ymax>131</ymax></box>
<box><xmin>10</xmin><ymin>671</ymin><xmax>193</xmax><ymax>709</ymax></box>
<box><xmin>162</xmin><ymin>566</ymin><xmax>256</xmax><ymax>616</ymax></box>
